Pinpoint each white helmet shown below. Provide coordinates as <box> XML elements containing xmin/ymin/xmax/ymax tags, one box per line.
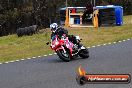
<box><xmin>50</xmin><ymin>23</ymin><xmax>58</xmax><ymax>33</ymax></box>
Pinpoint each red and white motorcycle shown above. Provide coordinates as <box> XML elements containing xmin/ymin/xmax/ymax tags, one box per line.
<box><xmin>47</xmin><ymin>35</ymin><xmax>89</xmax><ymax>62</ymax></box>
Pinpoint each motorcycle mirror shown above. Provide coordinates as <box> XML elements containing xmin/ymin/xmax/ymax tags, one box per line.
<box><xmin>46</xmin><ymin>42</ymin><xmax>50</xmax><ymax>45</ymax></box>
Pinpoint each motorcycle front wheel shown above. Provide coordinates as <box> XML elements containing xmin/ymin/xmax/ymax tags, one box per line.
<box><xmin>56</xmin><ymin>49</ymin><xmax>71</xmax><ymax>62</ymax></box>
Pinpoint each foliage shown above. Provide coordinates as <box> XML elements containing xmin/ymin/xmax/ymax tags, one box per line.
<box><xmin>0</xmin><ymin>0</ymin><xmax>132</xmax><ymax>36</ymax></box>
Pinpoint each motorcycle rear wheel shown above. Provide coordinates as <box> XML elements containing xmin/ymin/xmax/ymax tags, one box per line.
<box><xmin>57</xmin><ymin>50</ymin><xmax>71</xmax><ymax>62</ymax></box>
<box><xmin>79</xmin><ymin>48</ymin><xmax>89</xmax><ymax>59</ymax></box>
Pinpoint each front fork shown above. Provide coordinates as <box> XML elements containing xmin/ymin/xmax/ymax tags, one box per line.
<box><xmin>61</xmin><ymin>46</ymin><xmax>66</xmax><ymax>53</ymax></box>
<box><xmin>56</xmin><ymin>46</ymin><xmax>73</xmax><ymax>58</ymax></box>
<box><xmin>55</xmin><ymin>45</ymin><xmax>66</xmax><ymax>52</ymax></box>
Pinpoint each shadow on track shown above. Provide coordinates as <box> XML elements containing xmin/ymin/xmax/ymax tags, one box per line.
<box><xmin>41</xmin><ymin>57</ymin><xmax>90</xmax><ymax>64</ymax></box>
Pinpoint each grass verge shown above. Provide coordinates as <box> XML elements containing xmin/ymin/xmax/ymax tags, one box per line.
<box><xmin>0</xmin><ymin>15</ymin><xmax>132</xmax><ymax>63</ymax></box>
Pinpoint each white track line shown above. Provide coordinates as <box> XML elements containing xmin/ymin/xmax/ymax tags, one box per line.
<box><xmin>38</xmin><ymin>56</ymin><xmax>41</xmax><ymax>58</ymax></box>
<box><xmin>44</xmin><ymin>55</ymin><xmax>47</xmax><ymax>57</ymax></box>
<box><xmin>5</xmin><ymin>62</ymin><xmax>9</xmax><ymax>64</ymax></box>
<box><xmin>123</xmin><ymin>40</ymin><xmax>126</xmax><ymax>42</ymax></box>
<box><xmin>15</xmin><ymin>60</ymin><xmax>20</xmax><ymax>62</ymax></box>
<box><xmin>118</xmin><ymin>41</ymin><xmax>122</xmax><ymax>43</ymax></box>
<box><xmin>9</xmin><ymin>61</ymin><xmax>15</xmax><ymax>63</ymax></box>
<box><xmin>21</xmin><ymin>59</ymin><xmax>25</xmax><ymax>61</ymax></box>
<box><xmin>0</xmin><ymin>38</ymin><xmax>131</xmax><ymax>65</ymax></box>
<box><xmin>49</xmin><ymin>54</ymin><xmax>53</xmax><ymax>56</ymax></box>
<box><xmin>113</xmin><ymin>42</ymin><xmax>117</xmax><ymax>44</ymax></box>
<box><xmin>103</xmin><ymin>44</ymin><xmax>107</xmax><ymax>46</ymax></box>
<box><xmin>108</xmin><ymin>42</ymin><xmax>112</xmax><ymax>45</ymax></box>
<box><xmin>97</xmin><ymin>45</ymin><xmax>101</xmax><ymax>47</ymax></box>
<box><xmin>27</xmin><ymin>58</ymin><xmax>31</xmax><ymax>60</ymax></box>
<box><xmin>32</xmin><ymin>57</ymin><xmax>36</xmax><ymax>59</ymax></box>
<box><xmin>92</xmin><ymin>46</ymin><xmax>96</xmax><ymax>48</ymax></box>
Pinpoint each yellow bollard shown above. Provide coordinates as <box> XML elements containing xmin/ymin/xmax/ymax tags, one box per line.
<box><xmin>65</xmin><ymin>8</ymin><xmax>69</xmax><ymax>27</ymax></box>
<box><xmin>93</xmin><ymin>10</ymin><xmax>99</xmax><ymax>28</ymax></box>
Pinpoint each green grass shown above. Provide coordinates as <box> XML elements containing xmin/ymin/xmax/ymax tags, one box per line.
<box><xmin>0</xmin><ymin>31</ymin><xmax>52</xmax><ymax>62</ymax></box>
<box><xmin>0</xmin><ymin>15</ymin><xmax>132</xmax><ymax>63</ymax></box>
<box><xmin>68</xmin><ymin>15</ymin><xmax>132</xmax><ymax>46</ymax></box>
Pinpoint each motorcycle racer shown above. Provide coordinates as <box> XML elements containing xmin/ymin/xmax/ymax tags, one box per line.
<box><xmin>47</xmin><ymin>23</ymin><xmax>89</xmax><ymax>62</ymax></box>
<box><xmin>50</xmin><ymin>23</ymin><xmax>82</xmax><ymax>49</ymax></box>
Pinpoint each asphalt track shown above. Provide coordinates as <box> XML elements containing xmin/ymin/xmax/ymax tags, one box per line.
<box><xmin>0</xmin><ymin>40</ymin><xmax>132</xmax><ymax>88</ymax></box>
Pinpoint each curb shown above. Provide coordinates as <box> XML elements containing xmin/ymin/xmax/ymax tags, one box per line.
<box><xmin>0</xmin><ymin>38</ymin><xmax>131</xmax><ymax>65</ymax></box>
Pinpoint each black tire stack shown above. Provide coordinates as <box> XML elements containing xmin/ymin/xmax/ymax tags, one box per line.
<box><xmin>17</xmin><ymin>25</ymin><xmax>38</xmax><ymax>37</ymax></box>
<box><xmin>98</xmin><ymin>8</ymin><xmax>116</xmax><ymax>27</ymax></box>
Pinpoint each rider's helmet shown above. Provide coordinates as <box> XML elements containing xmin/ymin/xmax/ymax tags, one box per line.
<box><xmin>50</xmin><ymin>23</ymin><xmax>58</xmax><ymax>33</ymax></box>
